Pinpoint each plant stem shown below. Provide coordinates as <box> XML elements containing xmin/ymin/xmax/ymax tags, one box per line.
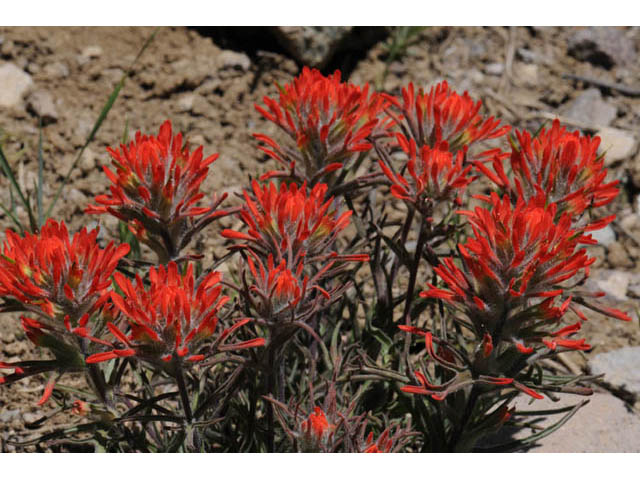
<box><xmin>175</xmin><ymin>362</ymin><xmax>193</xmax><ymax>423</ymax></box>
<box><xmin>266</xmin><ymin>346</ymin><xmax>275</xmax><ymax>452</ymax></box>
<box><xmin>400</xmin><ymin>219</ymin><xmax>428</xmax><ymax>375</ymax></box>
<box><xmin>449</xmin><ymin>385</ymin><xmax>480</xmax><ymax>452</ymax></box>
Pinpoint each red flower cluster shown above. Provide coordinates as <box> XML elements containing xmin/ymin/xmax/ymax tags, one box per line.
<box><xmin>86</xmin><ymin>120</ymin><xmax>229</xmax><ymax>261</ymax></box>
<box><xmin>86</xmin><ymin>262</ymin><xmax>264</xmax><ymax>365</ymax></box>
<box><xmin>386</xmin><ymin>81</ymin><xmax>509</xmax><ymax>153</ymax></box>
<box><xmin>255</xmin><ymin>67</ymin><xmax>391</xmax><ymax>185</ymax></box>
<box><xmin>476</xmin><ymin>120</ymin><xmax>619</xmax><ymax>226</ymax></box>
<box><xmin>242</xmin><ymin>251</ymin><xmax>336</xmax><ymax>322</ymax></box>
<box><xmin>224</xmin><ymin>181</ymin><xmax>367</xmax><ymax>326</ymax></box>
<box><xmin>378</xmin><ymin>135</ymin><xmax>475</xmax><ymax>209</ymax></box>
<box><xmin>222</xmin><ymin>181</ymin><xmax>356</xmax><ymax>264</ymax></box>
<box><xmin>301</xmin><ymin>406</ymin><xmax>332</xmax><ymax>444</ymax></box>
<box><xmin>0</xmin><ymin>219</ymin><xmax>129</xmax><ymax>320</ymax></box>
<box><xmin>423</xmin><ymin>192</ymin><xmax>628</xmax><ymax>352</ymax></box>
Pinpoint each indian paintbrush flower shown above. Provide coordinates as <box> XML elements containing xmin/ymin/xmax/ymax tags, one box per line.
<box><xmin>85</xmin><ymin>262</ymin><xmax>264</xmax><ymax>366</ymax></box>
<box><xmin>222</xmin><ymin>180</ymin><xmax>368</xmax><ymax>270</ymax></box>
<box><xmin>474</xmin><ymin>119</ymin><xmax>620</xmax><ymax>230</ymax></box>
<box><xmin>86</xmin><ymin>120</ymin><xmax>231</xmax><ymax>262</ymax></box>
<box><xmin>385</xmin><ymin>80</ymin><xmax>509</xmax><ymax>154</ymax></box>
<box><xmin>254</xmin><ymin>67</ymin><xmax>392</xmax><ymax>187</ymax></box>
<box><xmin>378</xmin><ymin>135</ymin><xmax>475</xmax><ymax>213</ymax></box>
<box><xmin>0</xmin><ymin>219</ymin><xmax>129</xmax><ymax>322</ymax></box>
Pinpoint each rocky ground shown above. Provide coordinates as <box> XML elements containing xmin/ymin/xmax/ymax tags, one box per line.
<box><xmin>0</xmin><ymin>26</ymin><xmax>639</xmax><ymax>452</ymax></box>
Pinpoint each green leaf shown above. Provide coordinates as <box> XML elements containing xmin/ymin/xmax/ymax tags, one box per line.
<box><xmin>0</xmin><ymin>141</ymin><xmax>36</xmax><ymax>231</ymax></box>
<box><xmin>37</xmin><ymin>118</ymin><xmax>44</xmax><ymax>227</ymax></box>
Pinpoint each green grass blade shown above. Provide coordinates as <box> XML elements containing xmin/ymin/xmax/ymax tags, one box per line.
<box><xmin>0</xmin><ymin>141</ymin><xmax>36</xmax><ymax>230</ymax></box>
<box><xmin>0</xmin><ymin>200</ymin><xmax>24</xmax><ymax>233</ymax></box>
<box><xmin>37</xmin><ymin>118</ymin><xmax>44</xmax><ymax>228</ymax></box>
<box><xmin>44</xmin><ymin>27</ymin><xmax>159</xmax><ymax>221</ymax></box>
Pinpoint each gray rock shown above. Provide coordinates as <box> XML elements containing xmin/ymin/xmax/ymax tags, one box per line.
<box><xmin>592</xmin><ymin>269</ymin><xmax>631</xmax><ymax>300</ymax></box>
<box><xmin>79</xmin><ymin>148</ymin><xmax>98</xmax><ymax>173</ymax></box>
<box><xmin>516</xmin><ymin>48</ymin><xmax>551</xmax><ymax>65</ymax></box>
<box><xmin>272</xmin><ymin>26</ymin><xmax>353</xmax><ymax>68</ymax></box>
<box><xmin>484</xmin><ymin>62</ymin><xmax>504</xmax><ymax>76</ymax></box>
<box><xmin>626</xmin><ymin>273</ymin><xmax>640</xmax><ymax>298</ymax></box>
<box><xmin>26</xmin><ymin>90</ymin><xmax>58</xmax><ymax>124</ymax></box>
<box><xmin>0</xmin><ymin>409</ymin><xmax>21</xmax><ymax>423</ymax></box>
<box><xmin>506</xmin><ymin>393</ymin><xmax>640</xmax><ymax>452</ymax></box>
<box><xmin>22</xmin><ymin>412</ymin><xmax>40</xmax><ymax>424</ymax></box>
<box><xmin>0</xmin><ymin>62</ymin><xmax>33</xmax><ymax>108</ymax></box>
<box><xmin>590</xmin><ymin>225</ymin><xmax>616</xmax><ymax>246</ymax></box>
<box><xmin>597</xmin><ymin>127</ymin><xmax>638</xmax><ymax>164</ymax></box>
<box><xmin>619</xmin><ymin>213</ymin><xmax>640</xmax><ymax>231</ymax></box>
<box><xmin>589</xmin><ymin>347</ymin><xmax>640</xmax><ymax>396</ymax></box>
<box><xmin>68</xmin><ymin>188</ymin><xmax>87</xmax><ymax>207</ymax></box>
<box><xmin>568</xmin><ymin>27</ymin><xmax>636</xmax><ymax>68</ymax></box>
<box><xmin>561</xmin><ymin>88</ymin><xmax>617</xmax><ymax>128</ymax></box>
<box><xmin>218</xmin><ymin>50</ymin><xmax>251</xmax><ymax>72</ymax></box>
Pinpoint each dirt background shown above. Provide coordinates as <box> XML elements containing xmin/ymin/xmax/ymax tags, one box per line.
<box><xmin>1</xmin><ymin>26</ymin><xmax>639</xmax><ymax>450</ymax></box>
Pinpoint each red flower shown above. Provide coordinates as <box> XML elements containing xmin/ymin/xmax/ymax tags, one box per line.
<box><xmin>301</xmin><ymin>406</ymin><xmax>331</xmax><ymax>442</ymax></box>
<box><xmin>86</xmin><ymin>262</ymin><xmax>264</xmax><ymax>365</ymax></box>
<box><xmin>0</xmin><ymin>219</ymin><xmax>129</xmax><ymax>320</ymax></box>
<box><xmin>363</xmin><ymin>429</ymin><xmax>393</xmax><ymax>453</ymax></box>
<box><xmin>86</xmin><ymin>120</ymin><xmax>229</xmax><ymax>261</ymax></box>
<box><xmin>475</xmin><ymin>120</ymin><xmax>620</xmax><ymax>224</ymax></box>
<box><xmin>241</xmin><ymin>250</ymin><xmax>346</xmax><ymax>325</ymax></box>
<box><xmin>421</xmin><ymin>192</ymin><xmax>629</xmax><ymax>354</ymax></box>
<box><xmin>255</xmin><ymin>67</ymin><xmax>392</xmax><ymax>185</ymax></box>
<box><xmin>378</xmin><ymin>135</ymin><xmax>475</xmax><ymax>208</ymax></box>
<box><xmin>222</xmin><ymin>180</ymin><xmax>367</xmax><ymax>267</ymax></box>
<box><xmin>386</xmin><ymin>81</ymin><xmax>509</xmax><ymax>153</ymax></box>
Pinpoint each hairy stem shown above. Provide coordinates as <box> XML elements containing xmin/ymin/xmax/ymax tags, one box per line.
<box><xmin>175</xmin><ymin>362</ymin><xmax>193</xmax><ymax>423</ymax></box>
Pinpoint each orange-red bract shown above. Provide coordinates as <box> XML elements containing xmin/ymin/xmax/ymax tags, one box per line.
<box><xmin>0</xmin><ymin>219</ymin><xmax>129</xmax><ymax>319</ymax></box>
<box><xmin>86</xmin><ymin>262</ymin><xmax>264</xmax><ymax>365</ymax></box>
<box><xmin>255</xmin><ymin>67</ymin><xmax>392</xmax><ymax>184</ymax></box>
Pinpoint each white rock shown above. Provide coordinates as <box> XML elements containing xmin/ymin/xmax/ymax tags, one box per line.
<box><xmin>592</xmin><ymin>269</ymin><xmax>631</xmax><ymax>300</ymax></box>
<box><xmin>177</xmin><ymin>93</ymin><xmax>196</xmax><ymax>113</ymax></box>
<box><xmin>590</xmin><ymin>225</ymin><xmax>616</xmax><ymax>246</ymax></box>
<box><xmin>484</xmin><ymin>62</ymin><xmax>504</xmax><ymax>76</ymax></box>
<box><xmin>218</xmin><ymin>50</ymin><xmax>251</xmax><ymax>72</ymax></box>
<box><xmin>43</xmin><ymin>61</ymin><xmax>69</xmax><ymax>79</ymax></box>
<box><xmin>0</xmin><ymin>62</ymin><xmax>33</xmax><ymax>108</ymax></box>
<box><xmin>503</xmin><ymin>393</ymin><xmax>640</xmax><ymax>452</ymax></box>
<box><xmin>81</xmin><ymin>45</ymin><xmax>103</xmax><ymax>58</ymax></box>
<box><xmin>597</xmin><ymin>127</ymin><xmax>638</xmax><ymax>164</ymax></box>
<box><xmin>589</xmin><ymin>347</ymin><xmax>640</xmax><ymax>395</ymax></box>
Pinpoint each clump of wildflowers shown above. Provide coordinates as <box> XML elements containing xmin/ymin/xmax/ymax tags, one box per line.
<box><xmin>378</xmin><ymin>135</ymin><xmax>475</xmax><ymax>213</ymax></box>
<box><xmin>270</xmin><ymin>382</ymin><xmax>414</xmax><ymax>453</ymax></box>
<box><xmin>385</xmin><ymin>81</ymin><xmax>509</xmax><ymax>154</ymax></box>
<box><xmin>0</xmin><ymin>219</ymin><xmax>129</xmax><ymax>320</ymax></box>
<box><xmin>475</xmin><ymin>119</ymin><xmax>619</xmax><ymax>230</ymax></box>
<box><xmin>85</xmin><ymin>262</ymin><xmax>264</xmax><ymax>366</ymax></box>
<box><xmin>255</xmin><ymin>67</ymin><xmax>392</xmax><ymax>188</ymax></box>
<box><xmin>222</xmin><ymin>180</ymin><xmax>365</xmax><ymax>267</ymax></box>
<box><xmin>86</xmin><ymin>120</ymin><xmax>230</xmax><ymax>262</ymax></box>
